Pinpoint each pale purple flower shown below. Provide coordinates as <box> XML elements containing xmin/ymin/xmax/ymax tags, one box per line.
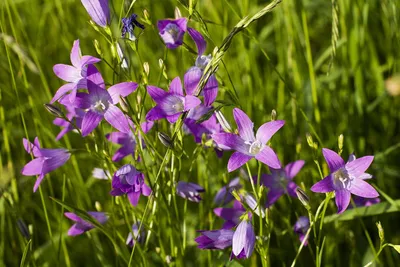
<box><xmin>157</xmin><ymin>18</ymin><xmax>187</xmax><ymax>49</ymax></box>
<box><xmin>126</xmin><ymin>221</ymin><xmax>146</xmax><ymax>247</ymax></box>
<box><xmin>110</xmin><ymin>164</ymin><xmax>152</xmax><ymax>206</ymax></box>
<box><xmin>74</xmin><ymin>79</ymin><xmax>138</xmax><ymax>136</ymax></box>
<box><xmin>121</xmin><ymin>14</ymin><xmax>144</xmax><ymax>41</ymax></box>
<box><xmin>311</xmin><ymin>148</ymin><xmax>379</xmax><ymax>214</ymax></box>
<box><xmin>259</xmin><ymin>160</ymin><xmax>305</xmax><ymax>207</ymax></box>
<box><xmin>106</xmin><ymin>121</ymin><xmax>154</xmax><ymax>161</ymax></box>
<box><xmin>146</xmin><ymin>77</ymin><xmax>201</xmax><ymax>123</ymax></box>
<box><xmin>212</xmin><ymin>108</ymin><xmax>285</xmax><ymax>172</ymax></box>
<box><xmin>214</xmin><ymin>177</ymin><xmax>242</xmax><ymax>206</ymax></box>
<box><xmin>176</xmin><ymin>181</ymin><xmax>205</xmax><ymax>202</ymax></box>
<box><xmin>294</xmin><ymin>216</ymin><xmax>310</xmax><ymax>245</ymax></box>
<box><xmin>214</xmin><ymin>200</ymin><xmax>245</xmax><ymax>229</ymax></box>
<box><xmin>53</xmin><ymin>98</ymin><xmax>85</xmax><ymax>140</ymax></box>
<box><xmin>21</xmin><ymin>137</ymin><xmax>70</xmax><ymax>192</ymax></box>
<box><xmin>81</xmin><ymin>0</ymin><xmax>110</xmax><ymax>28</ymax></box>
<box><xmin>353</xmin><ymin>196</ymin><xmax>381</xmax><ymax>207</ymax></box>
<box><xmin>184</xmin><ymin>104</ymin><xmax>222</xmax><ymax>142</ymax></box>
<box><xmin>92</xmin><ymin>168</ymin><xmax>110</xmax><ymax>180</ymax></box>
<box><xmin>195</xmin><ymin>229</ymin><xmax>234</xmax><ymax>250</ymax></box>
<box><xmin>232</xmin><ymin>219</ymin><xmax>255</xmax><ymax>259</ymax></box>
<box><xmin>64</xmin><ymin>211</ymin><xmax>108</xmax><ymax>236</ymax></box>
<box><xmin>51</xmin><ymin>40</ymin><xmax>102</xmax><ymax>103</ymax></box>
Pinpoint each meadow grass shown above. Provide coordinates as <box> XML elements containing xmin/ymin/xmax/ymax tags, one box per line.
<box><xmin>1</xmin><ymin>0</ymin><xmax>400</xmax><ymax>266</ymax></box>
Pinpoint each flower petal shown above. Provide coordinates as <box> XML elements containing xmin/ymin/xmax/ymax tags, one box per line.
<box><xmin>310</xmin><ymin>175</ymin><xmax>334</xmax><ymax>193</ymax></box>
<box><xmin>203</xmin><ymin>74</ymin><xmax>218</xmax><ymax>106</ymax></box>
<box><xmin>184</xmin><ymin>66</ymin><xmax>202</xmax><ymax>96</ymax></box>
<box><xmin>33</xmin><ymin>174</ymin><xmax>45</xmax><ymax>192</ymax></box>
<box><xmin>104</xmin><ymin>105</ymin><xmax>130</xmax><ymax>133</ymax></box>
<box><xmin>211</xmin><ymin>133</ymin><xmax>249</xmax><ymax>154</ymax></box>
<box><xmin>80</xmin><ymin>55</ymin><xmax>101</xmax><ymax>67</ymax></box>
<box><xmin>112</xmin><ymin>146</ymin><xmax>133</xmax><ymax>162</ymax></box>
<box><xmin>255</xmin><ymin>146</ymin><xmax>281</xmax><ymax>169</ymax></box>
<box><xmin>64</xmin><ymin>212</ymin><xmax>82</xmax><ymax>222</ymax></box>
<box><xmin>345</xmin><ymin>156</ymin><xmax>374</xmax><ymax>178</ymax></box>
<box><xmin>81</xmin><ymin>110</ymin><xmax>103</xmax><ymax>136</ymax></box>
<box><xmin>146</xmin><ymin>106</ymin><xmax>166</xmax><ymax>121</ymax></box>
<box><xmin>349</xmin><ymin>179</ymin><xmax>379</xmax><ymax>198</ymax></box>
<box><xmin>187</xmin><ymin>27</ymin><xmax>206</xmax><ymax>56</ymax></box>
<box><xmin>50</xmin><ymin>83</ymin><xmax>77</xmax><ymax>104</ymax></box>
<box><xmin>233</xmin><ymin>108</ymin><xmax>255</xmax><ymax>142</ymax></box>
<box><xmin>81</xmin><ymin>0</ymin><xmax>110</xmax><ymax>27</ymax></box>
<box><xmin>106</xmin><ymin>132</ymin><xmax>130</xmax><ymax>145</ymax></box>
<box><xmin>335</xmin><ymin>189</ymin><xmax>351</xmax><ymax>214</ymax></box>
<box><xmin>70</xmin><ymin>40</ymin><xmax>81</xmax><ymax>68</ymax></box>
<box><xmin>21</xmin><ymin>158</ymin><xmax>44</xmax><ymax>176</ymax></box>
<box><xmin>53</xmin><ymin>64</ymin><xmax>81</xmax><ymax>82</ymax></box>
<box><xmin>166</xmin><ymin>114</ymin><xmax>181</xmax><ymax>124</ymax></box>
<box><xmin>108</xmin><ymin>82</ymin><xmax>138</xmax><ymax>105</ymax></box>
<box><xmin>256</xmin><ymin>120</ymin><xmax>285</xmax><ymax>144</ymax></box>
<box><xmin>169</xmin><ymin>76</ymin><xmax>183</xmax><ymax>96</ymax></box>
<box><xmin>184</xmin><ymin>95</ymin><xmax>201</xmax><ymax>111</ymax></box>
<box><xmin>266</xmin><ymin>188</ymin><xmax>285</xmax><ymax>207</ymax></box>
<box><xmin>322</xmin><ymin>148</ymin><xmax>345</xmax><ymax>172</ymax></box>
<box><xmin>285</xmin><ymin>160</ymin><xmax>305</xmax><ymax>179</ymax></box>
<box><xmin>147</xmin><ymin>85</ymin><xmax>169</xmax><ymax>104</ymax></box>
<box><xmin>87</xmin><ymin>65</ymin><xmax>105</xmax><ymax>88</ymax></box>
<box><xmin>128</xmin><ymin>191</ymin><xmax>141</xmax><ymax>206</ymax></box>
<box><xmin>228</xmin><ymin>152</ymin><xmax>252</xmax><ymax>172</ymax></box>
<box><xmin>41</xmin><ymin>151</ymin><xmax>70</xmax><ymax>174</ymax></box>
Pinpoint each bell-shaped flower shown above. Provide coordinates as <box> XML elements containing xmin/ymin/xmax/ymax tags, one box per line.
<box><xmin>231</xmin><ymin>219</ymin><xmax>256</xmax><ymax>259</ymax></box>
<box><xmin>157</xmin><ymin>18</ymin><xmax>187</xmax><ymax>49</ymax></box>
<box><xmin>212</xmin><ymin>108</ymin><xmax>285</xmax><ymax>172</ymax></box>
<box><xmin>126</xmin><ymin>221</ymin><xmax>146</xmax><ymax>247</ymax></box>
<box><xmin>64</xmin><ymin>211</ymin><xmax>108</xmax><ymax>236</ymax></box>
<box><xmin>80</xmin><ymin>0</ymin><xmax>110</xmax><ymax>28</ymax></box>
<box><xmin>214</xmin><ymin>200</ymin><xmax>245</xmax><ymax>229</ymax></box>
<box><xmin>293</xmin><ymin>216</ymin><xmax>310</xmax><ymax>245</ymax></box>
<box><xmin>311</xmin><ymin>148</ymin><xmax>379</xmax><ymax>213</ymax></box>
<box><xmin>176</xmin><ymin>181</ymin><xmax>205</xmax><ymax>202</ymax></box>
<box><xmin>121</xmin><ymin>14</ymin><xmax>144</xmax><ymax>41</ymax></box>
<box><xmin>195</xmin><ymin>229</ymin><xmax>234</xmax><ymax>250</ymax></box>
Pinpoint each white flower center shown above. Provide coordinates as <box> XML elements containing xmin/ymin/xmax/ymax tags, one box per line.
<box><xmin>248</xmin><ymin>140</ymin><xmax>263</xmax><ymax>155</ymax></box>
<box><xmin>333</xmin><ymin>168</ymin><xmax>353</xmax><ymax>189</ymax></box>
<box><xmin>195</xmin><ymin>55</ymin><xmax>212</xmax><ymax>69</ymax></box>
<box><xmin>165</xmin><ymin>24</ymin><xmax>180</xmax><ymax>40</ymax></box>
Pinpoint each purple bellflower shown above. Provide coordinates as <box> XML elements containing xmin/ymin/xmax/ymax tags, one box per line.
<box><xmin>110</xmin><ymin>164</ymin><xmax>151</xmax><ymax>206</ymax></box>
<box><xmin>53</xmin><ymin>98</ymin><xmax>85</xmax><ymax>140</ymax></box>
<box><xmin>353</xmin><ymin>196</ymin><xmax>381</xmax><ymax>207</ymax></box>
<box><xmin>214</xmin><ymin>200</ymin><xmax>245</xmax><ymax>229</ymax></box>
<box><xmin>74</xmin><ymin>79</ymin><xmax>138</xmax><ymax>136</ymax></box>
<box><xmin>195</xmin><ymin>229</ymin><xmax>234</xmax><ymax>250</ymax></box>
<box><xmin>51</xmin><ymin>40</ymin><xmax>102</xmax><ymax>103</ymax></box>
<box><xmin>146</xmin><ymin>76</ymin><xmax>201</xmax><ymax>123</ymax></box>
<box><xmin>184</xmin><ymin>104</ymin><xmax>222</xmax><ymax>142</ymax></box>
<box><xmin>126</xmin><ymin>221</ymin><xmax>146</xmax><ymax>247</ymax></box>
<box><xmin>184</xmin><ymin>28</ymin><xmax>218</xmax><ymax>106</ymax></box>
<box><xmin>259</xmin><ymin>160</ymin><xmax>305</xmax><ymax>207</ymax></box>
<box><xmin>121</xmin><ymin>14</ymin><xmax>144</xmax><ymax>41</ymax></box>
<box><xmin>21</xmin><ymin>137</ymin><xmax>71</xmax><ymax>192</ymax></box>
<box><xmin>64</xmin><ymin>211</ymin><xmax>108</xmax><ymax>236</ymax></box>
<box><xmin>311</xmin><ymin>148</ymin><xmax>379</xmax><ymax>214</ymax></box>
<box><xmin>212</xmin><ymin>108</ymin><xmax>285</xmax><ymax>172</ymax></box>
<box><xmin>176</xmin><ymin>181</ymin><xmax>205</xmax><ymax>202</ymax></box>
<box><xmin>106</xmin><ymin>121</ymin><xmax>154</xmax><ymax>162</ymax></box>
<box><xmin>157</xmin><ymin>18</ymin><xmax>187</xmax><ymax>49</ymax></box>
<box><xmin>231</xmin><ymin>219</ymin><xmax>256</xmax><ymax>259</ymax></box>
<box><xmin>214</xmin><ymin>177</ymin><xmax>242</xmax><ymax>206</ymax></box>
<box><xmin>294</xmin><ymin>216</ymin><xmax>310</xmax><ymax>245</ymax></box>
<box><xmin>81</xmin><ymin>0</ymin><xmax>110</xmax><ymax>28</ymax></box>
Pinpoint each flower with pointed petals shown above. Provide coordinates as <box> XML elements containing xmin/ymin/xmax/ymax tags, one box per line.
<box><xmin>212</xmin><ymin>108</ymin><xmax>285</xmax><ymax>172</ymax></box>
<box><xmin>121</xmin><ymin>14</ymin><xmax>144</xmax><ymax>41</ymax></box>
<box><xmin>51</xmin><ymin>40</ymin><xmax>102</xmax><ymax>103</ymax></box>
<box><xmin>311</xmin><ymin>148</ymin><xmax>379</xmax><ymax>214</ymax></box>
<box><xmin>21</xmin><ymin>137</ymin><xmax>70</xmax><ymax>192</ymax></box>
<box><xmin>110</xmin><ymin>164</ymin><xmax>151</xmax><ymax>206</ymax></box>
<box><xmin>81</xmin><ymin>0</ymin><xmax>110</xmax><ymax>28</ymax></box>
<box><xmin>184</xmin><ymin>28</ymin><xmax>218</xmax><ymax>106</ymax></box>
<box><xmin>64</xmin><ymin>211</ymin><xmax>108</xmax><ymax>236</ymax></box>
<box><xmin>214</xmin><ymin>200</ymin><xmax>245</xmax><ymax>229</ymax></box>
<box><xmin>53</xmin><ymin>97</ymin><xmax>85</xmax><ymax>140</ymax></box>
<box><xmin>214</xmin><ymin>177</ymin><xmax>242</xmax><ymax>206</ymax></box>
<box><xmin>157</xmin><ymin>18</ymin><xmax>187</xmax><ymax>49</ymax></box>
<box><xmin>126</xmin><ymin>221</ymin><xmax>146</xmax><ymax>247</ymax></box>
<box><xmin>259</xmin><ymin>160</ymin><xmax>305</xmax><ymax>207</ymax></box>
<box><xmin>146</xmin><ymin>77</ymin><xmax>201</xmax><ymax>123</ymax></box>
<box><xmin>294</xmin><ymin>216</ymin><xmax>310</xmax><ymax>245</ymax></box>
<box><xmin>232</xmin><ymin>219</ymin><xmax>255</xmax><ymax>259</ymax></box>
<box><xmin>106</xmin><ymin>121</ymin><xmax>153</xmax><ymax>162</ymax></box>
<box><xmin>195</xmin><ymin>229</ymin><xmax>234</xmax><ymax>250</ymax></box>
<box><xmin>176</xmin><ymin>181</ymin><xmax>205</xmax><ymax>202</ymax></box>
<box><xmin>74</xmin><ymin>80</ymin><xmax>138</xmax><ymax>136</ymax></box>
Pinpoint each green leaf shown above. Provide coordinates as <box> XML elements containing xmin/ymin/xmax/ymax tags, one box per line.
<box><xmin>388</xmin><ymin>244</ymin><xmax>400</xmax><ymax>254</ymax></box>
<box><xmin>19</xmin><ymin>239</ymin><xmax>31</xmax><ymax>267</ymax></box>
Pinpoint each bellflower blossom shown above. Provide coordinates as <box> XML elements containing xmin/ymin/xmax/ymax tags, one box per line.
<box><xmin>212</xmin><ymin>108</ymin><xmax>285</xmax><ymax>172</ymax></box>
<box><xmin>214</xmin><ymin>177</ymin><xmax>242</xmax><ymax>206</ymax></box>
<box><xmin>214</xmin><ymin>200</ymin><xmax>245</xmax><ymax>229</ymax></box>
<box><xmin>294</xmin><ymin>216</ymin><xmax>310</xmax><ymax>245</ymax></box>
<box><xmin>176</xmin><ymin>181</ymin><xmax>205</xmax><ymax>202</ymax></box>
<box><xmin>126</xmin><ymin>221</ymin><xmax>146</xmax><ymax>247</ymax></box>
<box><xmin>106</xmin><ymin>121</ymin><xmax>154</xmax><ymax>162</ymax></box>
<box><xmin>51</xmin><ymin>40</ymin><xmax>102</xmax><ymax>103</ymax></box>
<box><xmin>53</xmin><ymin>99</ymin><xmax>85</xmax><ymax>140</ymax></box>
<box><xmin>259</xmin><ymin>160</ymin><xmax>305</xmax><ymax>207</ymax></box>
<box><xmin>146</xmin><ymin>77</ymin><xmax>201</xmax><ymax>123</ymax></box>
<box><xmin>157</xmin><ymin>18</ymin><xmax>187</xmax><ymax>49</ymax></box>
<box><xmin>81</xmin><ymin>0</ymin><xmax>110</xmax><ymax>28</ymax></box>
<box><xmin>195</xmin><ymin>229</ymin><xmax>234</xmax><ymax>250</ymax></box>
<box><xmin>110</xmin><ymin>164</ymin><xmax>151</xmax><ymax>206</ymax></box>
<box><xmin>311</xmin><ymin>148</ymin><xmax>379</xmax><ymax>213</ymax></box>
<box><xmin>64</xmin><ymin>211</ymin><xmax>108</xmax><ymax>236</ymax></box>
<box><xmin>21</xmin><ymin>137</ymin><xmax>71</xmax><ymax>192</ymax></box>
<box><xmin>184</xmin><ymin>28</ymin><xmax>218</xmax><ymax>106</ymax></box>
<box><xmin>353</xmin><ymin>196</ymin><xmax>381</xmax><ymax>207</ymax></box>
<box><xmin>231</xmin><ymin>219</ymin><xmax>256</xmax><ymax>259</ymax></box>
<box><xmin>74</xmin><ymin>79</ymin><xmax>138</xmax><ymax>136</ymax></box>
<box><xmin>121</xmin><ymin>14</ymin><xmax>144</xmax><ymax>41</ymax></box>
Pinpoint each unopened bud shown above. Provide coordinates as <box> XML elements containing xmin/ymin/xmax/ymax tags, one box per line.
<box><xmin>143</xmin><ymin>62</ymin><xmax>150</xmax><ymax>77</ymax></box>
<box><xmin>119</xmin><ymin>97</ymin><xmax>129</xmax><ymax>113</ymax></box>
<box><xmin>95</xmin><ymin>201</ymin><xmax>102</xmax><ymax>212</ymax></box>
<box><xmin>338</xmin><ymin>134</ymin><xmax>344</xmax><ymax>151</ymax></box>
<box><xmin>313</xmin><ymin>142</ymin><xmax>318</xmax><ymax>150</ymax></box>
<box><xmin>94</xmin><ymin>39</ymin><xmax>102</xmax><ymax>56</ymax></box>
<box><xmin>306</xmin><ymin>133</ymin><xmax>314</xmax><ymax>148</ymax></box>
<box><xmin>385</xmin><ymin>75</ymin><xmax>400</xmax><ymax>96</ymax></box>
<box><xmin>231</xmin><ymin>190</ymin><xmax>241</xmax><ymax>202</ymax></box>
<box><xmin>17</xmin><ymin>219</ymin><xmax>30</xmax><ymax>240</ymax></box>
<box><xmin>174</xmin><ymin>7</ymin><xmax>182</xmax><ymax>19</ymax></box>
<box><xmin>143</xmin><ymin>9</ymin><xmax>150</xmax><ymax>20</ymax></box>
<box><xmin>215</xmin><ymin>110</ymin><xmax>232</xmax><ymax>132</ymax></box>
<box><xmin>44</xmin><ymin>103</ymin><xmax>64</xmax><ymax>118</ymax></box>
<box><xmin>89</xmin><ymin>20</ymin><xmax>100</xmax><ymax>32</ymax></box>
<box><xmin>376</xmin><ymin>221</ymin><xmax>384</xmax><ymax>242</ymax></box>
<box><xmin>271</xmin><ymin>109</ymin><xmax>277</xmax><ymax>121</ymax></box>
<box><xmin>295</xmin><ymin>187</ymin><xmax>310</xmax><ymax>209</ymax></box>
<box><xmin>110</xmin><ymin>43</ymin><xmax>117</xmax><ymax>60</ymax></box>
<box><xmin>158</xmin><ymin>132</ymin><xmax>173</xmax><ymax>148</ymax></box>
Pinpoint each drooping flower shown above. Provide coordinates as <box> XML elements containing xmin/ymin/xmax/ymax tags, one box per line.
<box><xmin>64</xmin><ymin>211</ymin><xmax>108</xmax><ymax>236</ymax></box>
<box><xmin>176</xmin><ymin>181</ymin><xmax>205</xmax><ymax>202</ymax></box>
<box><xmin>146</xmin><ymin>77</ymin><xmax>201</xmax><ymax>123</ymax></box>
<box><xmin>157</xmin><ymin>18</ymin><xmax>187</xmax><ymax>49</ymax></box>
<box><xmin>311</xmin><ymin>148</ymin><xmax>379</xmax><ymax>214</ymax></box>
<box><xmin>294</xmin><ymin>216</ymin><xmax>310</xmax><ymax>245</ymax></box>
<box><xmin>214</xmin><ymin>200</ymin><xmax>245</xmax><ymax>229</ymax></box>
<box><xmin>214</xmin><ymin>177</ymin><xmax>242</xmax><ymax>206</ymax></box>
<box><xmin>126</xmin><ymin>221</ymin><xmax>146</xmax><ymax>247</ymax></box>
<box><xmin>106</xmin><ymin>121</ymin><xmax>153</xmax><ymax>162</ymax></box>
<box><xmin>353</xmin><ymin>196</ymin><xmax>381</xmax><ymax>207</ymax></box>
<box><xmin>74</xmin><ymin>79</ymin><xmax>138</xmax><ymax>136</ymax></box>
<box><xmin>110</xmin><ymin>164</ymin><xmax>152</xmax><ymax>206</ymax></box>
<box><xmin>212</xmin><ymin>108</ymin><xmax>285</xmax><ymax>172</ymax></box>
<box><xmin>231</xmin><ymin>219</ymin><xmax>256</xmax><ymax>259</ymax></box>
<box><xmin>116</xmin><ymin>43</ymin><xmax>129</xmax><ymax>69</ymax></box>
<box><xmin>184</xmin><ymin>28</ymin><xmax>218</xmax><ymax>106</ymax></box>
<box><xmin>81</xmin><ymin>0</ymin><xmax>110</xmax><ymax>28</ymax></box>
<box><xmin>21</xmin><ymin>137</ymin><xmax>71</xmax><ymax>192</ymax></box>
<box><xmin>195</xmin><ymin>229</ymin><xmax>234</xmax><ymax>250</ymax></box>
<box><xmin>259</xmin><ymin>160</ymin><xmax>305</xmax><ymax>207</ymax></box>
<box><xmin>121</xmin><ymin>14</ymin><xmax>145</xmax><ymax>41</ymax></box>
<box><xmin>51</xmin><ymin>40</ymin><xmax>102</xmax><ymax>103</ymax></box>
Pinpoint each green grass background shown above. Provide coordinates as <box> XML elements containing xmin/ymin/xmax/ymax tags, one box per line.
<box><xmin>1</xmin><ymin>0</ymin><xmax>400</xmax><ymax>266</ymax></box>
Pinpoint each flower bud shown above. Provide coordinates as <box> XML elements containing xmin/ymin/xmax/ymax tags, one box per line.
<box><xmin>44</xmin><ymin>103</ymin><xmax>64</xmax><ymax>118</ymax></box>
<box><xmin>215</xmin><ymin>110</ymin><xmax>232</xmax><ymax>133</ymax></box>
<box><xmin>306</xmin><ymin>133</ymin><xmax>314</xmax><ymax>148</ymax></box>
<box><xmin>295</xmin><ymin>187</ymin><xmax>310</xmax><ymax>209</ymax></box>
<box><xmin>158</xmin><ymin>132</ymin><xmax>173</xmax><ymax>148</ymax></box>
<box><xmin>174</xmin><ymin>7</ymin><xmax>182</xmax><ymax>19</ymax></box>
<box><xmin>271</xmin><ymin>109</ymin><xmax>277</xmax><ymax>121</ymax></box>
<box><xmin>385</xmin><ymin>75</ymin><xmax>400</xmax><ymax>96</ymax></box>
<box><xmin>143</xmin><ymin>62</ymin><xmax>150</xmax><ymax>77</ymax></box>
<box><xmin>376</xmin><ymin>221</ymin><xmax>384</xmax><ymax>242</ymax></box>
<box><xmin>143</xmin><ymin>9</ymin><xmax>150</xmax><ymax>21</ymax></box>
<box><xmin>93</xmin><ymin>39</ymin><xmax>102</xmax><ymax>56</ymax></box>
<box><xmin>95</xmin><ymin>201</ymin><xmax>102</xmax><ymax>212</ymax></box>
<box><xmin>338</xmin><ymin>134</ymin><xmax>344</xmax><ymax>151</ymax></box>
<box><xmin>17</xmin><ymin>219</ymin><xmax>30</xmax><ymax>240</ymax></box>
